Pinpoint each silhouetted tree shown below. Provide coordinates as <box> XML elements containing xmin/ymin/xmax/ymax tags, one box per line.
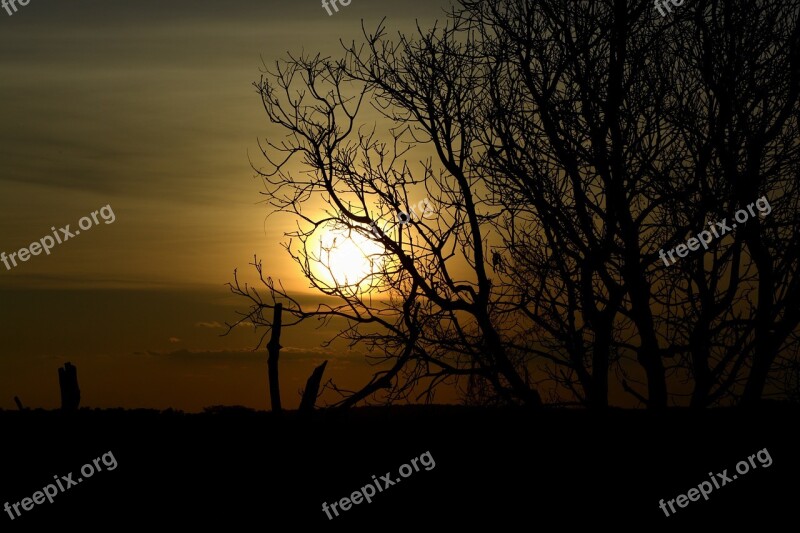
<box><xmin>666</xmin><ymin>0</ymin><xmax>800</xmax><ymax>407</ymax></box>
<box><xmin>230</xmin><ymin>0</ymin><xmax>800</xmax><ymax>408</ymax></box>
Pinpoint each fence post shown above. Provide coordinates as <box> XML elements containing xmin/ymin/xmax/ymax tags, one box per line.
<box><xmin>58</xmin><ymin>362</ymin><xmax>80</xmax><ymax>411</ymax></box>
<box><xmin>13</xmin><ymin>396</ymin><xmax>26</xmax><ymax>411</ymax></box>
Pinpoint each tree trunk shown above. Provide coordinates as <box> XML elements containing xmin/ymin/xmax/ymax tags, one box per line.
<box><xmin>267</xmin><ymin>304</ymin><xmax>283</xmax><ymax>412</ymax></box>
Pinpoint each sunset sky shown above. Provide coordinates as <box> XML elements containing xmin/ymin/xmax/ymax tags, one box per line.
<box><xmin>0</xmin><ymin>0</ymin><xmax>454</xmax><ymax>411</ymax></box>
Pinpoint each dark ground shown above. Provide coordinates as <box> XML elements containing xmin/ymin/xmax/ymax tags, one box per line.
<box><xmin>0</xmin><ymin>405</ymin><xmax>797</xmax><ymax>529</ymax></box>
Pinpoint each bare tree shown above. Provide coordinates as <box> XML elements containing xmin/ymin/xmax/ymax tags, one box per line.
<box><xmin>453</xmin><ymin>0</ymin><xmax>686</xmax><ymax>408</ymax></box>
<box><xmin>452</xmin><ymin>0</ymin><xmax>800</xmax><ymax>407</ymax></box>
<box><xmin>661</xmin><ymin>0</ymin><xmax>800</xmax><ymax>406</ymax></box>
<box><xmin>228</xmin><ymin>40</ymin><xmax>542</xmax><ymax>406</ymax></box>
<box><xmin>229</xmin><ymin>0</ymin><xmax>800</xmax><ymax>409</ymax></box>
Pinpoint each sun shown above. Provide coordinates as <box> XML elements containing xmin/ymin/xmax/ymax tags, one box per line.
<box><xmin>313</xmin><ymin>225</ymin><xmax>384</xmax><ymax>292</ymax></box>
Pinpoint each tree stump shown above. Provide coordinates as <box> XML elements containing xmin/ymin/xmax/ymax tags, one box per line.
<box><xmin>299</xmin><ymin>360</ymin><xmax>328</xmax><ymax>412</ymax></box>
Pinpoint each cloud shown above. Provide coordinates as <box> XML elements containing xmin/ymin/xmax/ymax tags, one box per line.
<box><xmin>168</xmin><ymin>337</ymin><xmax>181</xmax><ymax>343</ymax></box>
<box><xmin>195</xmin><ymin>321</ymin><xmax>225</xmax><ymax>329</ymax></box>
<box><xmin>142</xmin><ymin>346</ymin><xmax>359</xmax><ymax>363</ymax></box>
<box><xmin>194</xmin><ymin>320</ymin><xmax>254</xmax><ymax>330</ymax></box>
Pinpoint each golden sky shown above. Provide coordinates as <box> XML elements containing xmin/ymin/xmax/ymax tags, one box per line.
<box><xmin>0</xmin><ymin>0</ymin><xmax>454</xmax><ymax>411</ymax></box>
